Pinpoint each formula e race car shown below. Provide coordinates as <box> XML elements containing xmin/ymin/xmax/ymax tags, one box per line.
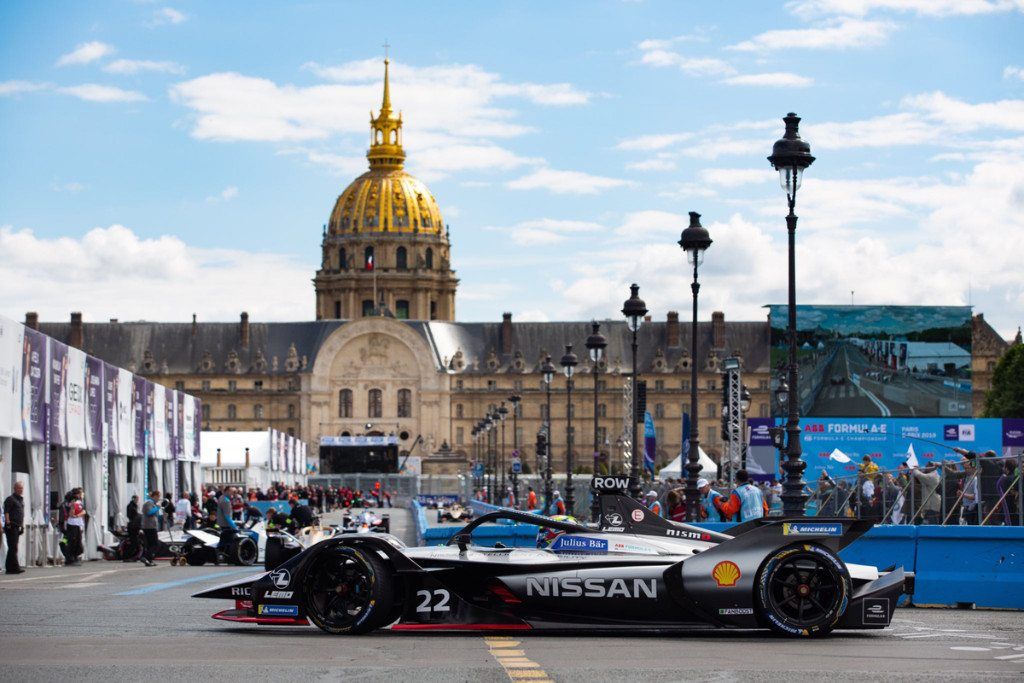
<box><xmin>181</xmin><ymin>523</ymin><xmax>263</xmax><ymax>566</ymax></box>
<box><xmin>339</xmin><ymin>509</ymin><xmax>391</xmax><ymax>535</ymax></box>
<box><xmin>264</xmin><ymin>526</ymin><xmax>340</xmax><ymax>571</ymax></box>
<box><xmin>194</xmin><ymin>477</ymin><xmax>913</xmax><ymax>637</ymax></box>
<box><xmin>436</xmin><ymin>502</ymin><xmax>473</xmax><ymax>524</ymax></box>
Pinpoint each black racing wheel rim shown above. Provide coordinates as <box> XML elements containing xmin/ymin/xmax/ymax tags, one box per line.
<box><xmin>306</xmin><ymin>549</ymin><xmax>374</xmax><ymax>631</ymax></box>
<box><xmin>763</xmin><ymin>549</ymin><xmax>845</xmax><ymax>631</ymax></box>
<box><xmin>236</xmin><ymin>538</ymin><xmax>258</xmax><ymax>566</ymax></box>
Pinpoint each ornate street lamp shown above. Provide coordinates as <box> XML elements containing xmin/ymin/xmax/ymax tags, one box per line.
<box><xmin>585</xmin><ymin>321</ymin><xmax>607</xmax><ymax>522</ymax></box>
<box><xmin>678</xmin><ymin>211</ymin><xmax>712</xmax><ymax>521</ymax></box>
<box><xmin>768</xmin><ymin>112</ymin><xmax>815</xmax><ymax>516</ymax></box>
<box><xmin>740</xmin><ymin>385</ymin><xmax>752</xmax><ymax>470</ymax></box>
<box><xmin>541</xmin><ymin>353</ymin><xmax>556</xmax><ymax>513</ymax></box>
<box><xmin>621</xmin><ymin>284</ymin><xmax>648</xmax><ymax>499</ymax></box>
<box><xmin>509</xmin><ymin>394</ymin><xmax>521</xmax><ymax>508</ymax></box>
<box><xmin>560</xmin><ymin>344</ymin><xmax>578</xmax><ymax>512</ymax></box>
<box><xmin>498</xmin><ymin>401</ymin><xmax>508</xmax><ymax>505</ymax></box>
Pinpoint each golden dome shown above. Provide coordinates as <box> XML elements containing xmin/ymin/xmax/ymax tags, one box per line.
<box><xmin>327</xmin><ymin>60</ymin><xmax>444</xmax><ymax>236</ymax></box>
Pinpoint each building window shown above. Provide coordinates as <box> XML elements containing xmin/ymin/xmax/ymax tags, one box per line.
<box><xmin>202</xmin><ymin>404</ymin><xmax>210</xmax><ymax>421</ymax></box>
<box><xmin>288</xmin><ymin>378</ymin><xmax>298</xmax><ymax>391</ymax></box>
<box><xmin>254</xmin><ymin>404</ymin><xmax>264</xmax><ymax>419</ymax></box>
<box><xmin>395</xmin><ymin>300</ymin><xmax>410</xmax><ymax>320</ymax></box>
<box><xmin>597</xmin><ymin>380</ymin><xmax>607</xmax><ymax>391</ymax></box>
<box><xmin>597</xmin><ymin>426</ymin><xmax>607</xmax><ymax>445</ymax></box>
<box><xmin>681</xmin><ymin>380</ymin><xmax>690</xmax><ymax>391</ymax></box>
<box><xmin>335</xmin><ymin>301</ymin><xmax>342</xmax><ymax>319</ymax></box>
<box><xmin>655</xmin><ymin>379</ymin><xmax>665</xmax><ymax>391</ymax></box>
<box><xmin>707</xmin><ymin>402</ymin><xmax>717</xmax><ymax>418</ymax></box>
<box><xmin>430</xmin><ymin>300</ymin><xmax>437</xmax><ymax>320</ymax></box>
<box><xmin>201</xmin><ymin>380</ymin><xmax>211</xmax><ymax>392</ymax></box>
<box><xmin>706</xmin><ymin>379</ymin><xmax>716</xmax><ymax>390</ymax></box>
<box><xmin>455</xmin><ymin>403</ymin><xmax>464</xmax><ymax>418</ymax></box>
<box><xmin>759</xmin><ymin>379</ymin><xmax>769</xmax><ymax>390</ymax></box>
<box><xmin>287</xmin><ymin>427</ymin><xmax>295</xmax><ymax>437</ymax></box>
<box><xmin>227</xmin><ymin>404</ymin><xmax>237</xmax><ymax>419</ymax></box>
<box><xmin>425</xmin><ymin>247</ymin><xmax>434</xmax><ymax>269</ymax></box>
<box><xmin>339</xmin><ymin>247</ymin><xmax>347</xmax><ymax>270</ymax></box>
<box><xmin>655</xmin><ymin>403</ymin><xmax>665</xmax><ymax>419</ymax></box>
<box><xmin>455</xmin><ymin>379</ymin><xmax>463</xmax><ymax>391</ymax></box>
<box><xmin>706</xmin><ymin>427</ymin><xmax>716</xmax><ymax>444</ymax></box>
<box><xmin>396</xmin><ymin>246</ymin><xmax>408</xmax><ymax>270</ymax></box>
<box><xmin>456</xmin><ymin>427</ymin><xmax>464</xmax><ymax>445</ymax></box>
<box><xmin>987</xmin><ymin>361</ymin><xmax>996</xmax><ymax>372</ymax></box>
<box><xmin>339</xmin><ymin>389</ymin><xmax>353</xmax><ymax>418</ymax></box>
<box><xmin>364</xmin><ymin>245</ymin><xmax>375</xmax><ymax>269</ymax></box>
<box><xmin>397</xmin><ymin>389</ymin><xmax>412</xmax><ymax>418</ymax></box>
<box><xmin>288</xmin><ymin>404</ymin><xmax>296</xmax><ymax>419</ymax></box>
<box><xmin>362</xmin><ymin>299</ymin><xmax>374</xmax><ymax>317</ymax></box>
<box><xmin>254</xmin><ymin>380</ymin><xmax>263</xmax><ymax>391</ymax></box>
<box><xmin>513</xmin><ymin>379</ymin><xmax>523</xmax><ymax>392</ymax></box>
<box><xmin>228</xmin><ymin>380</ymin><xmax>237</xmax><ymax>392</ymax></box>
<box><xmin>487</xmin><ymin>380</ymin><xmax>497</xmax><ymax>390</ymax></box>
<box><xmin>597</xmin><ymin>403</ymin><xmax>607</xmax><ymax>418</ymax></box>
<box><xmin>174</xmin><ymin>381</ymin><xmax>184</xmax><ymax>391</ymax></box>
<box><xmin>368</xmin><ymin>388</ymin><xmax>383</xmax><ymax>418</ymax></box>
<box><xmin>759</xmin><ymin>403</ymin><xmax>769</xmax><ymax>417</ymax></box>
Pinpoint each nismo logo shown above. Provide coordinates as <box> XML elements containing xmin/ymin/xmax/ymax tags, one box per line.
<box><xmin>525</xmin><ymin>577</ymin><xmax>657</xmax><ymax>599</ymax></box>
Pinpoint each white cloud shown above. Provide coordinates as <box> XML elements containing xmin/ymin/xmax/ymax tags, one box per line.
<box><xmin>149</xmin><ymin>7</ymin><xmax>188</xmax><ymax>26</ymax></box>
<box><xmin>626</xmin><ymin>158</ymin><xmax>678</xmax><ymax>171</ymax></box>
<box><xmin>51</xmin><ymin>181</ymin><xmax>85</xmax><ymax>193</ymax></box>
<box><xmin>506</xmin><ymin>168</ymin><xmax>633</xmax><ymax>194</ymax></box>
<box><xmin>729</xmin><ymin>18</ymin><xmax>896</xmax><ymax>51</ymax></box>
<box><xmin>56</xmin><ymin>41</ymin><xmax>115</xmax><ymax>67</ymax></box>
<box><xmin>0</xmin><ymin>224</ymin><xmax>314</xmax><ymax>321</ymax></box>
<box><xmin>637</xmin><ymin>42</ymin><xmax>736</xmax><ymax>77</ymax></box>
<box><xmin>278</xmin><ymin>148</ymin><xmax>367</xmax><ymax>176</ymax></box>
<box><xmin>58</xmin><ymin>84</ymin><xmax>148</xmax><ymax>103</ymax></box>
<box><xmin>615</xmin><ymin>133</ymin><xmax>692</xmax><ymax>152</ymax></box>
<box><xmin>0</xmin><ymin>80</ymin><xmax>50</xmax><ymax>96</ymax></box>
<box><xmin>1005</xmin><ymin>66</ymin><xmax>1024</xmax><ymax>81</ymax></box>
<box><xmin>515</xmin><ymin>309</ymin><xmax>551</xmax><ymax>322</ymax></box>
<box><xmin>206</xmin><ymin>186</ymin><xmax>238</xmax><ymax>203</ymax></box>
<box><xmin>788</xmin><ymin>0</ymin><xmax>1024</xmax><ymax>18</ymax></box>
<box><xmin>104</xmin><ymin>59</ymin><xmax>186</xmax><ymax>75</ymax></box>
<box><xmin>484</xmin><ymin>218</ymin><xmax>604</xmax><ymax>246</ymax></box>
<box><xmin>700</xmin><ymin>168</ymin><xmax>771</xmax><ymax>187</ymax></box>
<box><xmin>722</xmin><ymin>72</ymin><xmax>814</xmax><ymax>87</ymax></box>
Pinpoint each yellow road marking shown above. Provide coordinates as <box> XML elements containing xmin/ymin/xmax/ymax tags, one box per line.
<box><xmin>485</xmin><ymin>636</ymin><xmax>555</xmax><ymax>682</ymax></box>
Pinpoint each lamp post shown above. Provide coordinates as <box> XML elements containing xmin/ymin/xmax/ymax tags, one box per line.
<box><xmin>740</xmin><ymin>385</ymin><xmax>751</xmax><ymax>470</ymax></box>
<box><xmin>541</xmin><ymin>354</ymin><xmax>556</xmax><ymax>513</ymax></box>
<box><xmin>498</xmin><ymin>402</ymin><xmax>508</xmax><ymax>505</ymax></box>
<box><xmin>471</xmin><ymin>425</ymin><xmax>479</xmax><ymax>491</ymax></box>
<box><xmin>560</xmin><ymin>344</ymin><xmax>578</xmax><ymax>512</ymax></box>
<box><xmin>485</xmin><ymin>412</ymin><xmax>496</xmax><ymax>504</ymax></box>
<box><xmin>621</xmin><ymin>284</ymin><xmax>648</xmax><ymax>499</ymax></box>
<box><xmin>509</xmin><ymin>394</ymin><xmax>521</xmax><ymax>508</ymax></box>
<box><xmin>585</xmin><ymin>321</ymin><xmax>607</xmax><ymax>522</ymax></box>
<box><xmin>768</xmin><ymin>112</ymin><xmax>815</xmax><ymax>517</ymax></box>
<box><xmin>678</xmin><ymin>211</ymin><xmax>712</xmax><ymax>521</ymax></box>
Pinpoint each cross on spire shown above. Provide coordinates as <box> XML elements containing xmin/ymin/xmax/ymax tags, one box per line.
<box><xmin>382</xmin><ymin>40</ymin><xmax>390</xmax><ymax>60</ymax></box>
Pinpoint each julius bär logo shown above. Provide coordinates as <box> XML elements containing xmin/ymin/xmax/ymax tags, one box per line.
<box><xmin>712</xmin><ymin>561</ymin><xmax>741</xmax><ymax>587</ymax></box>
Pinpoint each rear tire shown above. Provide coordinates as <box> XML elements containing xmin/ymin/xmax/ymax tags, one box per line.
<box><xmin>755</xmin><ymin>543</ymin><xmax>850</xmax><ymax>637</ymax></box>
<box><xmin>235</xmin><ymin>537</ymin><xmax>258</xmax><ymax>566</ymax></box>
<box><xmin>304</xmin><ymin>545</ymin><xmax>395</xmax><ymax>635</ymax></box>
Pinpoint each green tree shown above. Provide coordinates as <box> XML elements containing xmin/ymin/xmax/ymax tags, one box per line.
<box><xmin>983</xmin><ymin>343</ymin><xmax>1024</xmax><ymax>418</ymax></box>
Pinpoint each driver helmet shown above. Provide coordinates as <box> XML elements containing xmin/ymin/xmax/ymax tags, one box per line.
<box><xmin>536</xmin><ymin>514</ymin><xmax>578</xmax><ymax>548</ymax></box>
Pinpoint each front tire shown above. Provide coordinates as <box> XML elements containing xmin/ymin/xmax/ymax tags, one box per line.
<box><xmin>234</xmin><ymin>536</ymin><xmax>258</xmax><ymax>566</ymax></box>
<box><xmin>304</xmin><ymin>546</ymin><xmax>395</xmax><ymax>635</ymax></box>
<box><xmin>755</xmin><ymin>544</ymin><xmax>850</xmax><ymax>637</ymax></box>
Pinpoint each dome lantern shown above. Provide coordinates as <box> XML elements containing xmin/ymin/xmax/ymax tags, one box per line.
<box><xmin>367</xmin><ymin>59</ymin><xmax>405</xmax><ymax>170</ymax></box>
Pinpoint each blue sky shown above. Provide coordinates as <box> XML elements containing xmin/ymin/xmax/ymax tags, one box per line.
<box><xmin>1</xmin><ymin>1</ymin><xmax>1022</xmax><ymax>338</ymax></box>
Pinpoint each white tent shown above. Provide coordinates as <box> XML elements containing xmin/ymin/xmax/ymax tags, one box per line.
<box><xmin>658</xmin><ymin>447</ymin><xmax>718</xmax><ymax>479</ymax></box>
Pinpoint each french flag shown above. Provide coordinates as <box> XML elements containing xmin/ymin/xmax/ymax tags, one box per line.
<box><xmin>365</xmin><ymin>253</ymin><xmax>374</xmax><ymax>270</ymax></box>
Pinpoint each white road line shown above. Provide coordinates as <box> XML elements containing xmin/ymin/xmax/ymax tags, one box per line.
<box><xmin>994</xmin><ymin>653</ymin><xmax>1024</xmax><ymax>661</ymax></box>
<box><xmin>1</xmin><ymin>567</ymin><xmax>141</xmax><ymax>583</ymax></box>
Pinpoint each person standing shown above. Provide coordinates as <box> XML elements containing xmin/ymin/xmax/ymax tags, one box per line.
<box><xmin>64</xmin><ymin>489</ymin><xmax>86</xmax><ymax>566</ymax></box>
<box><xmin>140</xmin><ymin>490</ymin><xmax>161</xmax><ymax>567</ymax></box>
<box><xmin>3</xmin><ymin>481</ymin><xmax>25</xmax><ymax>574</ymax></box>
<box><xmin>644</xmin><ymin>491</ymin><xmax>663</xmax><ymax>517</ymax></box>
<box><xmin>551</xmin><ymin>490</ymin><xmax>566</xmax><ymax>516</ymax></box>
<box><xmin>697</xmin><ymin>479</ymin><xmax>727</xmax><ymax>522</ymax></box>
<box><xmin>718</xmin><ymin>470</ymin><xmax>768</xmax><ymax>522</ymax></box>
<box><xmin>216</xmin><ymin>486</ymin><xmax>238</xmax><ymax>562</ymax></box>
<box><xmin>526</xmin><ymin>486</ymin><xmax>537</xmax><ymax>511</ymax></box>
<box><xmin>175</xmin><ymin>491</ymin><xmax>193</xmax><ymax>530</ymax></box>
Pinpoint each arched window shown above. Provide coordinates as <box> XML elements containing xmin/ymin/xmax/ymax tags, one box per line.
<box><xmin>396</xmin><ymin>246</ymin><xmax>407</xmax><ymax>270</ymax></box>
<box><xmin>397</xmin><ymin>389</ymin><xmax>412</xmax><ymax>418</ymax></box>
<box><xmin>339</xmin><ymin>389</ymin><xmax>353</xmax><ymax>418</ymax></box>
<box><xmin>368</xmin><ymin>389</ymin><xmax>383</xmax><ymax>418</ymax></box>
<box><xmin>227</xmin><ymin>404</ymin><xmax>237</xmax><ymax>419</ymax></box>
<box><xmin>339</xmin><ymin>247</ymin><xmax>347</xmax><ymax>270</ymax></box>
<box><xmin>364</xmin><ymin>246</ymin><xmax>375</xmax><ymax>270</ymax></box>
<box><xmin>425</xmin><ymin>247</ymin><xmax>434</xmax><ymax>269</ymax></box>
<box><xmin>254</xmin><ymin>404</ymin><xmax>264</xmax><ymax>419</ymax></box>
<box><xmin>395</xmin><ymin>300</ymin><xmax>410</xmax><ymax>320</ymax></box>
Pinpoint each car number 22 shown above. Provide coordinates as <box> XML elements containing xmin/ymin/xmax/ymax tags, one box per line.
<box><xmin>415</xmin><ymin>589</ymin><xmax>451</xmax><ymax>613</ymax></box>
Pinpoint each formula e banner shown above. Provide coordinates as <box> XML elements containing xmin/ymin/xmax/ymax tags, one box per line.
<box><xmin>0</xmin><ymin>315</ymin><xmax>24</xmax><ymax>439</ymax></box>
<box><xmin>133</xmin><ymin>376</ymin><xmax>149</xmax><ymax>457</ymax></box>
<box><xmin>22</xmin><ymin>328</ymin><xmax>47</xmax><ymax>442</ymax></box>
<box><xmin>85</xmin><ymin>356</ymin><xmax>104</xmax><ymax>452</ymax></box>
<box><xmin>748</xmin><ymin>417</ymin><xmax>1004</xmax><ymax>479</ymax></box>
<box><xmin>152</xmin><ymin>386</ymin><xmax>168</xmax><ymax>460</ymax></box>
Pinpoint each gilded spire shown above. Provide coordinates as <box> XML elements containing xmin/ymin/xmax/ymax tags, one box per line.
<box><xmin>367</xmin><ymin>57</ymin><xmax>404</xmax><ymax>169</ymax></box>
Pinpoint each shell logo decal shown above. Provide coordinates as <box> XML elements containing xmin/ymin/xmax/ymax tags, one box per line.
<box><xmin>712</xmin><ymin>561</ymin><xmax>741</xmax><ymax>588</ymax></box>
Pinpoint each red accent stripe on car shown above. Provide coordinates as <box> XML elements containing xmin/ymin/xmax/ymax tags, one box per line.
<box><xmin>391</xmin><ymin>623</ymin><xmax>531</xmax><ymax>631</ymax></box>
<box><xmin>212</xmin><ymin>610</ymin><xmax>308</xmax><ymax>626</ymax></box>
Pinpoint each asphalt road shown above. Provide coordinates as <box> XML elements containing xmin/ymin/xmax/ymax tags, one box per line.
<box><xmin>2</xmin><ymin>507</ymin><xmax>1023</xmax><ymax>681</ymax></box>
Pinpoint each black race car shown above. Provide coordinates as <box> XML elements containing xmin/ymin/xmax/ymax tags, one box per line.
<box><xmin>194</xmin><ymin>478</ymin><xmax>912</xmax><ymax>637</ymax></box>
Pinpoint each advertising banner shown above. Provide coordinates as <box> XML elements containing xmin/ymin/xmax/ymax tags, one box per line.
<box><xmin>767</xmin><ymin>305</ymin><xmax>972</xmax><ymax>418</ymax></box>
<box><xmin>193</xmin><ymin>396</ymin><xmax>201</xmax><ymax>461</ymax></box>
<box><xmin>22</xmin><ymin>328</ymin><xmax>47</xmax><ymax>442</ymax></box>
<box><xmin>152</xmin><ymin>386</ymin><xmax>167</xmax><ymax>460</ymax></box>
<box><xmin>49</xmin><ymin>340</ymin><xmax>69</xmax><ymax>446</ymax></box>
<box><xmin>749</xmin><ymin>417</ymin><xmax>1004</xmax><ymax>480</ymax></box>
<box><xmin>181</xmin><ymin>393</ymin><xmax>195</xmax><ymax>461</ymax></box>
<box><xmin>0</xmin><ymin>315</ymin><xmax>24</xmax><ymax>439</ymax></box>
<box><xmin>745</xmin><ymin>417</ymin><xmax>778</xmax><ymax>481</ymax></box>
<box><xmin>104</xmin><ymin>362</ymin><xmax>119</xmax><ymax>455</ymax></box>
<box><xmin>133</xmin><ymin>376</ymin><xmax>149</xmax><ymax>457</ymax></box>
<box><xmin>64</xmin><ymin>347</ymin><xmax>87</xmax><ymax>449</ymax></box>
<box><xmin>85</xmin><ymin>356</ymin><xmax>104</xmax><ymax>452</ymax></box>
<box><xmin>116</xmin><ymin>368</ymin><xmax>133</xmax><ymax>455</ymax></box>
<box><xmin>175</xmin><ymin>390</ymin><xmax>185</xmax><ymax>459</ymax></box>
